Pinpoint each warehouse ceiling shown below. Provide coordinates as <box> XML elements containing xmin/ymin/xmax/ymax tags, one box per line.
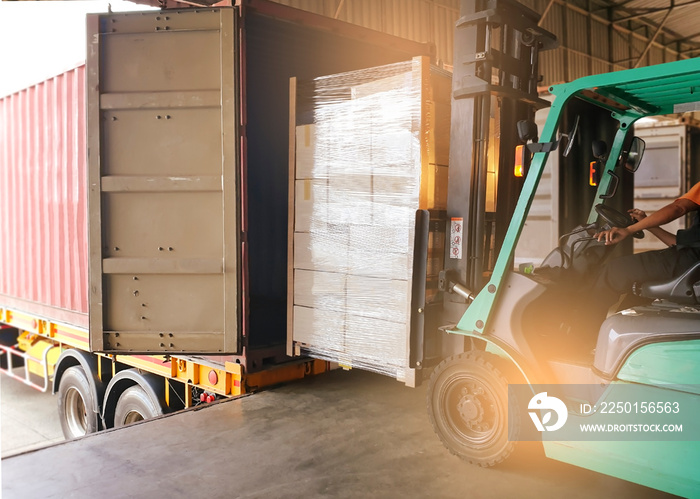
<box><xmin>127</xmin><ymin>0</ymin><xmax>700</xmax><ymax>62</ymax></box>
<box><xmin>582</xmin><ymin>0</ymin><xmax>700</xmax><ymax>57</ymax></box>
<box><xmin>11</xmin><ymin>0</ymin><xmax>699</xmax><ymax>67</ymax></box>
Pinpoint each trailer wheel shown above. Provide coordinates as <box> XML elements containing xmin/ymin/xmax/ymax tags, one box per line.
<box><xmin>57</xmin><ymin>366</ymin><xmax>99</xmax><ymax>439</ymax></box>
<box><xmin>113</xmin><ymin>385</ymin><xmax>163</xmax><ymax>427</ymax></box>
<box><xmin>427</xmin><ymin>351</ymin><xmax>520</xmax><ymax>467</ymax></box>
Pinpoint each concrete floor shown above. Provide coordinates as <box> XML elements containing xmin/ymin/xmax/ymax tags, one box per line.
<box><xmin>0</xmin><ymin>371</ymin><xmax>64</xmax><ymax>458</ymax></box>
<box><xmin>1</xmin><ymin>369</ymin><xmax>676</xmax><ymax>499</ymax></box>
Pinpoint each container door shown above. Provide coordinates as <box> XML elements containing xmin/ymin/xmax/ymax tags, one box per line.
<box><xmin>87</xmin><ymin>9</ymin><xmax>239</xmax><ymax>354</ymax></box>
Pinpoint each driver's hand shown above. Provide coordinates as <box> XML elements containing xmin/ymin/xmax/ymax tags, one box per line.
<box><xmin>596</xmin><ymin>227</ymin><xmax>631</xmax><ymax>245</ymax></box>
<box><xmin>628</xmin><ymin>208</ymin><xmax>647</xmax><ymax>222</ymax></box>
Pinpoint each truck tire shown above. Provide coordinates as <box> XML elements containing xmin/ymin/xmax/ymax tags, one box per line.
<box><xmin>427</xmin><ymin>351</ymin><xmax>520</xmax><ymax>467</ymax></box>
<box><xmin>113</xmin><ymin>385</ymin><xmax>163</xmax><ymax>427</ymax></box>
<box><xmin>57</xmin><ymin>366</ymin><xmax>99</xmax><ymax>439</ymax></box>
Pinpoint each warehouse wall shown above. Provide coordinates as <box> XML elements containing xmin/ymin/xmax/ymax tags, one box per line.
<box><xmin>270</xmin><ymin>0</ymin><xmax>689</xmax><ymax>86</ymax></box>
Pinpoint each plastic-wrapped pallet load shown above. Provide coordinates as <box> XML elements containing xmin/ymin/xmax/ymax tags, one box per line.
<box><xmin>289</xmin><ymin>57</ymin><xmax>450</xmax><ymax>384</ymax></box>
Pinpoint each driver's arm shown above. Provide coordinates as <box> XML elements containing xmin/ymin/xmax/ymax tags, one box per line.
<box><xmin>648</xmin><ymin>226</ymin><xmax>677</xmax><ymax>247</ymax></box>
<box><xmin>598</xmin><ymin>198</ymin><xmax>698</xmax><ymax>245</ymax></box>
<box><xmin>629</xmin><ymin>208</ymin><xmax>677</xmax><ymax>247</ymax></box>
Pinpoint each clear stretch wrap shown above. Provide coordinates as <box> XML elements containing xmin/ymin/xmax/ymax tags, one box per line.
<box><xmin>292</xmin><ymin>59</ymin><xmax>450</xmax><ymax>382</ymax></box>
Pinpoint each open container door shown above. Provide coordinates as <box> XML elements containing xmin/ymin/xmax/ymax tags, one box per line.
<box><xmin>87</xmin><ymin>8</ymin><xmax>239</xmax><ymax>354</ymax></box>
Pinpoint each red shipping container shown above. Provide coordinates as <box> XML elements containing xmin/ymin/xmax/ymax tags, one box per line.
<box><xmin>0</xmin><ymin>66</ymin><xmax>88</xmax><ymax>329</ymax></box>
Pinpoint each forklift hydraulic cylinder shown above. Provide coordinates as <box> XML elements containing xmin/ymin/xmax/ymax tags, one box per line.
<box><xmin>450</xmin><ymin>283</ymin><xmax>476</xmax><ymax>303</ymax></box>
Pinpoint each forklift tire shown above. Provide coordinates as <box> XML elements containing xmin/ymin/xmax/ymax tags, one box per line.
<box><xmin>57</xmin><ymin>366</ymin><xmax>100</xmax><ymax>440</ymax></box>
<box><xmin>113</xmin><ymin>385</ymin><xmax>163</xmax><ymax>428</ymax></box>
<box><xmin>427</xmin><ymin>351</ymin><xmax>520</xmax><ymax>467</ymax></box>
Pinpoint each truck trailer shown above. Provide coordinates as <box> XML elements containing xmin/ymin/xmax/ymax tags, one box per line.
<box><xmin>0</xmin><ymin>0</ymin><xmax>432</xmax><ymax>439</ymax></box>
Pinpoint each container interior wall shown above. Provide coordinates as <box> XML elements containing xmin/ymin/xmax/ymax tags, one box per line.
<box><xmin>0</xmin><ymin>67</ymin><xmax>88</xmax><ymax>329</ymax></box>
<box><xmin>244</xmin><ymin>12</ymin><xmax>426</xmax><ymax>350</ymax></box>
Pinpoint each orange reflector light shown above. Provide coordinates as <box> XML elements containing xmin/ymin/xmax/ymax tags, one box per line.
<box><xmin>514</xmin><ymin>145</ymin><xmax>525</xmax><ymax>177</ymax></box>
<box><xmin>589</xmin><ymin>161</ymin><xmax>598</xmax><ymax>186</ymax></box>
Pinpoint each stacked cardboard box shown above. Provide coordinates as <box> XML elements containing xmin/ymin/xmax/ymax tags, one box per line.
<box><xmin>289</xmin><ymin>58</ymin><xmax>450</xmax><ymax>383</ymax></box>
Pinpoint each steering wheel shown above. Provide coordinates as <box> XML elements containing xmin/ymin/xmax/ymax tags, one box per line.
<box><xmin>594</xmin><ymin>204</ymin><xmax>644</xmax><ymax>239</ymax></box>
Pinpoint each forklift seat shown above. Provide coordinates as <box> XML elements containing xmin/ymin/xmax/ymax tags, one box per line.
<box><xmin>636</xmin><ymin>261</ymin><xmax>700</xmax><ymax>305</ymax></box>
<box><xmin>593</xmin><ymin>306</ymin><xmax>700</xmax><ymax>379</ymax></box>
<box><xmin>592</xmin><ymin>262</ymin><xmax>700</xmax><ymax>378</ymax></box>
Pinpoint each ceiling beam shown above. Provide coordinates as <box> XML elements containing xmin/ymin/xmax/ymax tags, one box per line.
<box><xmin>664</xmin><ymin>32</ymin><xmax>700</xmax><ymax>46</ymax></box>
<box><xmin>612</xmin><ymin>0</ymin><xmax>700</xmax><ymax>24</ymax></box>
<box><xmin>334</xmin><ymin>0</ymin><xmax>346</xmax><ymax>19</ymax></box>
<box><xmin>558</xmin><ymin>0</ymin><xmax>685</xmax><ymax>50</ymax></box>
<box><xmin>537</xmin><ymin>0</ymin><xmax>557</xmax><ymax>26</ymax></box>
<box><xmin>634</xmin><ymin>6</ymin><xmax>674</xmax><ymax>67</ymax></box>
<box><xmin>611</xmin><ymin>0</ymin><xmax>642</xmax><ymax>8</ymax></box>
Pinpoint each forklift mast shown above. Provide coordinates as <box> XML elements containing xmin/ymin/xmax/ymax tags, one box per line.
<box><xmin>443</xmin><ymin>0</ymin><xmax>557</xmax><ymax>324</ymax></box>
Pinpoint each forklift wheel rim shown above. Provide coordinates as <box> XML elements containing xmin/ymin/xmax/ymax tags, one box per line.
<box><xmin>438</xmin><ymin>371</ymin><xmax>501</xmax><ymax>446</ymax></box>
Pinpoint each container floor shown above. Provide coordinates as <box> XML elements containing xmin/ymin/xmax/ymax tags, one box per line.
<box><xmin>2</xmin><ymin>369</ymin><xmax>672</xmax><ymax>499</ymax></box>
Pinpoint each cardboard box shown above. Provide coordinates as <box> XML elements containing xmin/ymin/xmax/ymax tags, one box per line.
<box><xmin>348</xmin><ymin>225</ymin><xmax>413</xmax><ymax>254</ymax></box>
<box><xmin>295</xmin><ymin>179</ymin><xmax>328</xmax><ymax>232</ymax></box>
<box><xmin>351</xmin><ymin>71</ymin><xmax>416</xmax><ymax>100</ymax></box>
<box><xmin>327</xmin><ymin>174</ymin><xmax>373</xmax><ymax>225</ymax></box>
<box><xmin>372</xmin><ymin>174</ymin><xmax>421</xmax><ymax>228</ymax></box>
<box><xmin>328</xmin><ymin>174</ymin><xmax>372</xmax><ymax>197</ymax></box>
<box><xmin>345</xmin><ymin>275</ymin><xmax>410</xmax><ymax>324</ymax></box>
<box><xmin>295</xmin><ymin>124</ymin><xmax>325</xmax><ymax>179</ymax></box>
<box><xmin>294</xmin><ymin>231</ymin><xmax>349</xmax><ymax>273</ymax></box>
<box><xmin>294</xmin><ymin>269</ymin><xmax>346</xmax><ymax>311</ymax></box>
<box><xmin>347</xmin><ymin>248</ymin><xmax>412</xmax><ymax>280</ymax></box>
<box><xmin>371</xmin><ymin>130</ymin><xmax>420</xmax><ymax>176</ymax></box>
<box><xmin>344</xmin><ymin>315</ymin><xmax>408</xmax><ymax>368</ymax></box>
<box><xmin>372</xmin><ymin>174</ymin><xmax>419</xmax><ymax>202</ymax></box>
<box><xmin>432</xmin><ymin>101</ymin><xmax>451</xmax><ymax>166</ymax></box>
<box><xmin>293</xmin><ymin>305</ymin><xmax>345</xmax><ymax>348</ymax></box>
<box><xmin>372</xmin><ymin>202</ymin><xmax>416</xmax><ymax>228</ymax></box>
<box><xmin>327</xmin><ymin>201</ymin><xmax>374</xmax><ymax>225</ymax></box>
<box><xmin>319</xmin><ymin>101</ymin><xmax>372</xmax><ymax>176</ymax></box>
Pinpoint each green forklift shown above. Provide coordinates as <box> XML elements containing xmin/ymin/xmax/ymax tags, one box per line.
<box><xmin>427</xmin><ymin>26</ymin><xmax>700</xmax><ymax>499</ymax></box>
